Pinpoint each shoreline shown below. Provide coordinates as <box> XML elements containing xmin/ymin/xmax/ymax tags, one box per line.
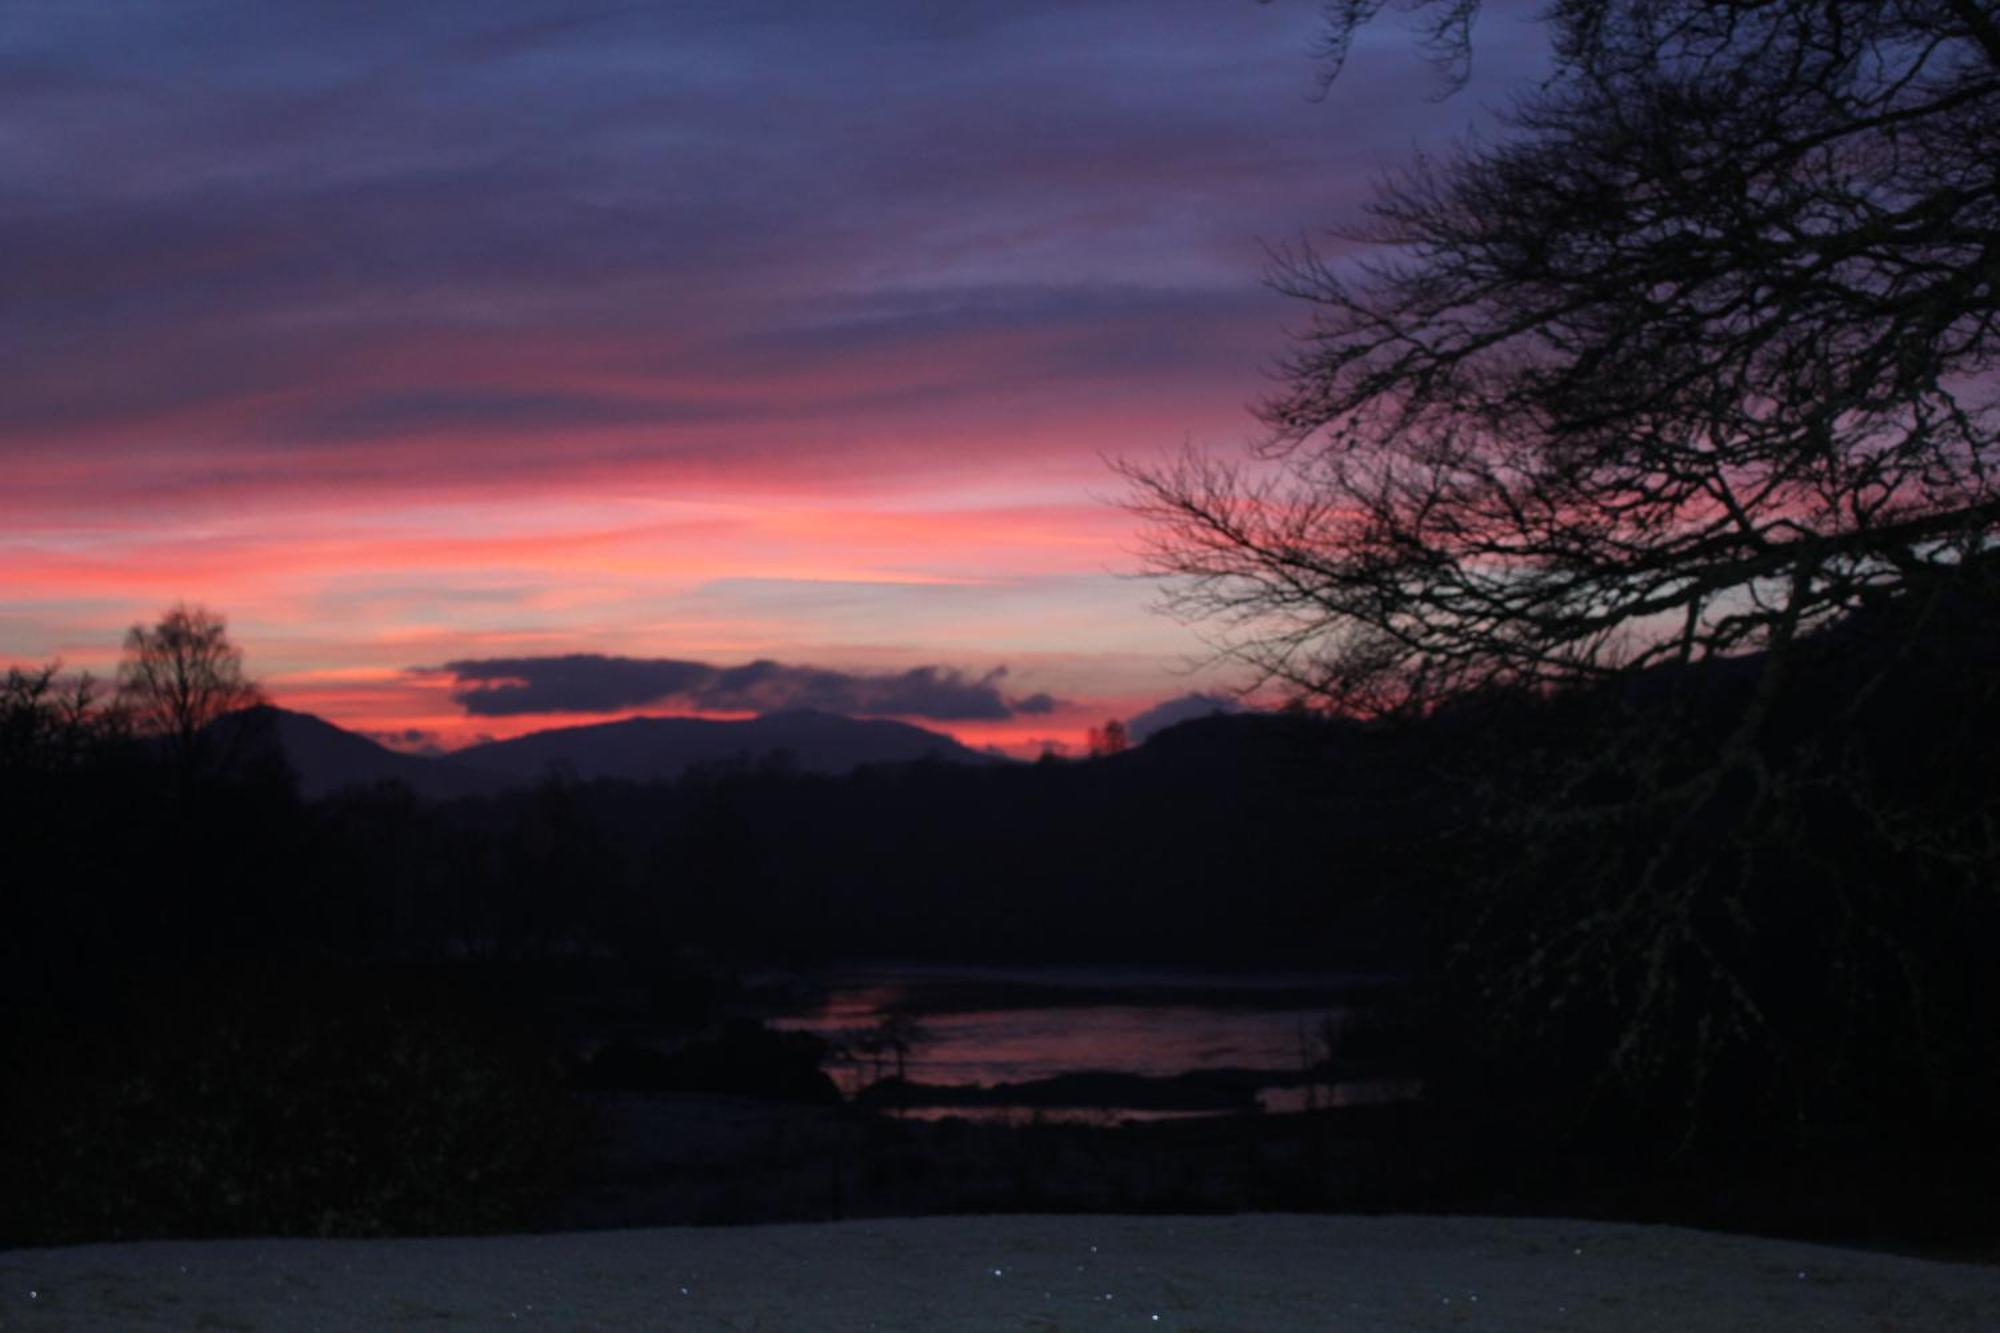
<box><xmin>555</xmin><ymin>1093</ymin><xmax>2000</xmax><ymax>1261</ymax></box>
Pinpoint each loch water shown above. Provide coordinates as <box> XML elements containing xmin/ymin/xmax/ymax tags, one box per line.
<box><xmin>769</xmin><ymin>963</ymin><xmax>1418</xmax><ymax>1120</ymax></box>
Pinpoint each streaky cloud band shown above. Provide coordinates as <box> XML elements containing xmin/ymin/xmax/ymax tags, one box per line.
<box><xmin>420</xmin><ymin>653</ymin><xmax>1066</xmax><ymax>721</ymax></box>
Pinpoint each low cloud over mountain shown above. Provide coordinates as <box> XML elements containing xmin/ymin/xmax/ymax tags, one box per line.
<box><xmin>421</xmin><ymin>654</ymin><xmax>1062</xmax><ymax>721</ymax></box>
<box><xmin>1126</xmin><ymin>691</ymin><xmax>1241</xmax><ymax>742</ymax></box>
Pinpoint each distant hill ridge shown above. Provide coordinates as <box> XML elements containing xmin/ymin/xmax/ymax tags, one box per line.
<box><xmin>205</xmin><ymin>706</ymin><xmax>505</xmax><ymax>801</ymax></box>
<box><xmin>212</xmin><ymin>705</ymin><xmax>1007</xmax><ymax>800</ymax></box>
<box><xmin>455</xmin><ymin>708</ymin><xmax>1003</xmax><ymax>784</ymax></box>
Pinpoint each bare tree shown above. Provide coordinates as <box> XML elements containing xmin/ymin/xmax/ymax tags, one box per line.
<box><xmin>1133</xmin><ymin>0</ymin><xmax>1998</xmax><ymax>715</ymax></box>
<box><xmin>1128</xmin><ymin>0</ymin><xmax>2000</xmax><ymax>1133</ymax></box>
<box><xmin>117</xmin><ymin>604</ymin><xmax>263</xmax><ymax>768</ymax></box>
<box><xmin>1</xmin><ymin>663</ymin><xmax>125</xmax><ymax>775</ymax></box>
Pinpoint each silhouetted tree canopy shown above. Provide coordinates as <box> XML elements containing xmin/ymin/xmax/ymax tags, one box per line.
<box><xmin>118</xmin><ymin>602</ymin><xmax>262</xmax><ymax>767</ymax></box>
<box><xmin>1134</xmin><ymin>0</ymin><xmax>1999</xmax><ymax>711</ymax></box>
<box><xmin>1087</xmin><ymin>717</ymin><xmax>1130</xmax><ymax>758</ymax></box>
<box><xmin>1</xmin><ymin>663</ymin><xmax>124</xmax><ymax>776</ymax></box>
<box><xmin>1131</xmin><ymin>0</ymin><xmax>2000</xmax><ymax>1141</ymax></box>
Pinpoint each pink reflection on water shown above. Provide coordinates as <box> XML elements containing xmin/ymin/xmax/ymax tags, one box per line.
<box><xmin>855</xmin><ymin>1003</ymin><xmax>1326</xmax><ymax>1085</ymax></box>
<box><xmin>770</xmin><ymin>967</ymin><xmax>1401</xmax><ymax>1115</ymax></box>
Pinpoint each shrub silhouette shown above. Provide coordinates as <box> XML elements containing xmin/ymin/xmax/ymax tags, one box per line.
<box><xmin>574</xmin><ymin>1020</ymin><xmax>839</xmax><ymax>1103</ymax></box>
<box><xmin>2</xmin><ymin>964</ymin><xmax>584</xmax><ymax>1244</ymax></box>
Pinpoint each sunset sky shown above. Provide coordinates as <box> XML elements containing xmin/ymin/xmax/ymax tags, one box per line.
<box><xmin>3</xmin><ymin>1</ymin><xmax>1546</xmax><ymax>755</ymax></box>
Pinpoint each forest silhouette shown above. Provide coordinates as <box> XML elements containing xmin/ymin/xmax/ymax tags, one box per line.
<box><xmin>3</xmin><ymin>573</ymin><xmax>1997</xmax><ymax>1245</ymax></box>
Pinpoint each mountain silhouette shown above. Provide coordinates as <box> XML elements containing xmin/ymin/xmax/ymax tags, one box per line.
<box><xmin>211</xmin><ymin>705</ymin><xmax>1006</xmax><ymax>799</ymax></box>
<box><xmin>453</xmin><ymin>708</ymin><xmax>1004</xmax><ymax>783</ymax></box>
<box><xmin>208</xmin><ymin>706</ymin><xmax>511</xmax><ymax>800</ymax></box>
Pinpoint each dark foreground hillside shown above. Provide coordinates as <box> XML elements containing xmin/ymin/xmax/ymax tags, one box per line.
<box><xmin>2</xmin><ymin>572</ymin><xmax>1996</xmax><ymax>1247</ymax></box>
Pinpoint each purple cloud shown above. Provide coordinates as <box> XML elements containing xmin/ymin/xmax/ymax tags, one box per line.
<box><xmin>425</xmin><ymin>654</ymin><xmax>1066</xmax><ymax>721</ymax></box>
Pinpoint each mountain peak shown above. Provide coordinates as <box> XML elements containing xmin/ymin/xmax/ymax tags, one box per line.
<box><xmin>212</xmin><ymin>705</ymin><xmax>1007</xmax><ymax>801</ymax></box>
<box><xmin>453</xmin><ymin>709</ymin><xmax>1003</xmax><ymax>784</ymax></box>
<box><xmin>206</xmin><ymin>706</ymin><xmax>509</xmax><ymax>801</ymax></box>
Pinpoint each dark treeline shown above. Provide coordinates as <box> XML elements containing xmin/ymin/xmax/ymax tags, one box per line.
<box><xmin>0</xmin><ymin>649</ymin><xmax>1429</xmax><ymax>1245</ymax></box>
<box><xmin>0</xmin><ymin>669</ymin><xmax>585</xmax><ymax>1245</ymax></box>
<box><xmin>5</xmin><ymin>711</ymin><xmax>1445</xmax><ymax>991</ymax></box>
<box><xmin>4</xmin><ymin>568</ymin><xmax>1997</xmax><ymax>1244</ymax></box>
<box><xmin>320</xmin><ymin>713</ymin><xmax>1437</xmax><ymax>971</ymax></box>
<box><xmin>0</xmin><ymin>711</ymin><xmax>1436</xmax><ymax>986</ymax></box>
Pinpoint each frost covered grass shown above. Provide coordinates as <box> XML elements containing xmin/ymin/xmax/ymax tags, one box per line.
<box><xmin>4</xmin><ymin>1213</ymin><xmax>1996</xmax><ymax>1331</ymax></box>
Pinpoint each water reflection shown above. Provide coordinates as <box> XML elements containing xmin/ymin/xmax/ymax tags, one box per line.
<box><xmin>770</xmin><ymin>964</ymin><xmax>1418</xmax><ymax>1121</ymax></box>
